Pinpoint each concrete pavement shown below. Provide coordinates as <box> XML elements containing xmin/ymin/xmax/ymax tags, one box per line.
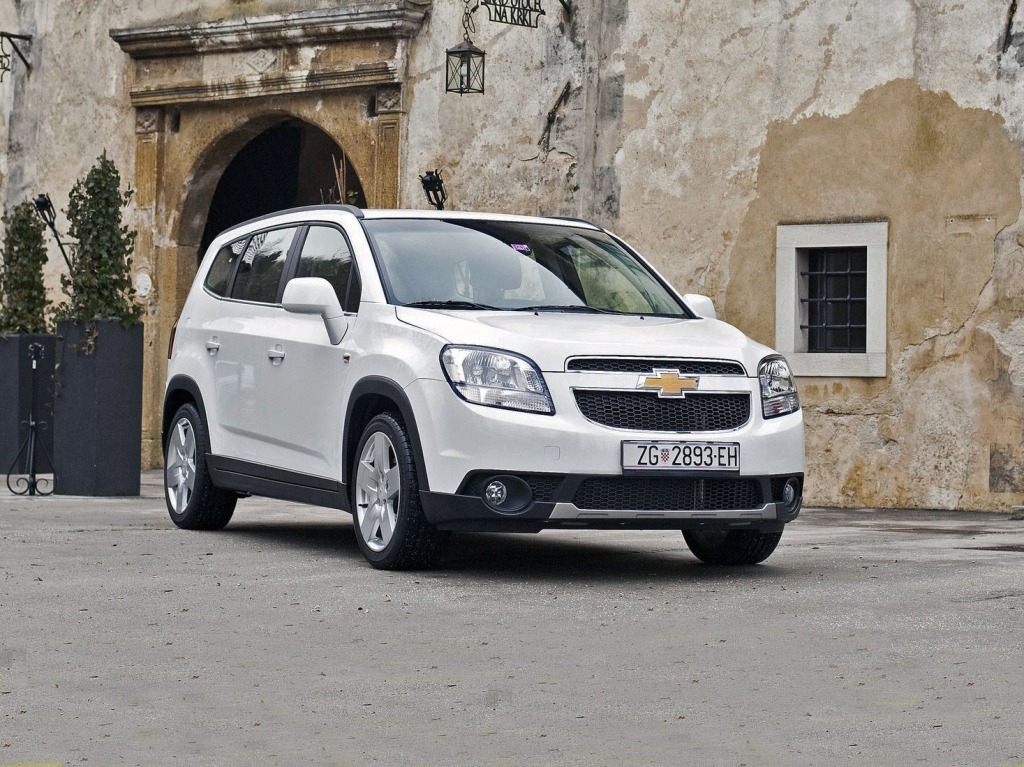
<box><xmin>2</xmin><ymin>472</ymin><xmax>1023</xmax><ymax>766</ymax></box>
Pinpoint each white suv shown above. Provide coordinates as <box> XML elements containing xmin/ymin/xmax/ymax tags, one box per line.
<box><xmin>163</xmin><ymin>206</ymin><xmax>804</xmax><ymax>569</ymax></box>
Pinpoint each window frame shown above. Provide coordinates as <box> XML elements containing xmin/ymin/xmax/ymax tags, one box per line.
<box><xmin>227</xmin><ymin>225</ymin><xmax>302</xmax><ymax>306</ymax></box>
<box><xmin>775</xmin><ymin>222</ymin><xmax>888</xmax><ymax>378</ymax></box>
<box><xmin>203</xmin><ymin>236</ymin><xmax>248</xmax><ymax>298</ymax></box>
<box><xmin>289</xmin><ymin>223</ymin><xmax>362</xmax><ymax>313</ymax></box>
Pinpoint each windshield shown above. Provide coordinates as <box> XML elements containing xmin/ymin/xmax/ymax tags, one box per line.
<box><xmin>362</xmin><ymin>218</ymin><xmax>689</xmax><ymax>316</ymax></box>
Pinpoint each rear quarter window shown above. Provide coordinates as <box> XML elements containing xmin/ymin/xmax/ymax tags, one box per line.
<box><xmin>204</xmin><ymin>239</ymin><xmax>246</xmax><ymax>297</ymax></box>
<box><xmin>230</xmin><ymin>227</ymin><xmax>298</xmax><ymax>304</ymax></box>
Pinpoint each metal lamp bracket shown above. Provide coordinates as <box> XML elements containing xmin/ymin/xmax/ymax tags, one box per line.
<box><xmin>0</xmin><ymin>32</ymin><xmax>32</xmax><ymax>81</ymax></box>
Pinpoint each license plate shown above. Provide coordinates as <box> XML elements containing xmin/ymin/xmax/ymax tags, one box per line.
<box><xmin>621</xmin><ymin>441</ymin><xmax>740</xmax><ymax>472</ymax></box>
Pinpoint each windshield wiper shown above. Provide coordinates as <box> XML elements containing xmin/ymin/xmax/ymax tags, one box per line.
<box><xmin>513</xmin><ymin>304</ymin><xmax>624</xmax><ymax>314</ymax></box>
<box><xmin>403</xmin><ymin>300</ymin><xmax>499</xmax><ymax>310</ymax></box>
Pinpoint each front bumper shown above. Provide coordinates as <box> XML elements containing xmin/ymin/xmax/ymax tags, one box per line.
<box><xmin>419</xmin><ymin>472</ymin><xmax>803</xmax><ymax>533</ymax></box>
<box><xmin>408</xmin><ymin>376</ymin><xmax>805</xmax><ymax>493</ymax></box>
<box><xmin>409</xmin><ymin>371</ymin><xmax>804</xmax><ymax>532</ymax></box>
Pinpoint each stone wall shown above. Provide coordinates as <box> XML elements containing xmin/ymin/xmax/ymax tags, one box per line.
<box><xmin>5</xmin><ymin>0</ymin><xmax>1024</xmax><ymax>510</ymax></box>
<box><xmin>402</xmin><ymin>1</ymin><xmax>1024</xmax><ymax>511</ymax></box>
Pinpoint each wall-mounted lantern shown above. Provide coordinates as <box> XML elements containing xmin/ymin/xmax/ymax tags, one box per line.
<box><xmin>419</xmin><ymin>169</ymin><xmax>448</xmax><ymax>210</ymax></box>
<box><xmin>445</xmin><ymin>40</ymin><xmax>485</xmax><ymax>95</ymax></box>
<box><xmin>446</xmin><ymin>0</ymin><xmax>485</xmax><ymax>95</ymax></box>
<box><xmin>0</xmin><ymin>32</ymin><xmax>32</xmax><ymax>81</ymax></box>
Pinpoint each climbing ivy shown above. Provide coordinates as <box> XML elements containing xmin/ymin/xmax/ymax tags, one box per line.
<box><xmin>0</xmin><ymin>200</ymin><xmax>50</xmax><ymax>335</ymax></box>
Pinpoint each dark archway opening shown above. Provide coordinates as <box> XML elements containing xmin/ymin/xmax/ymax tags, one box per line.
<box><xmin>200</xmin><ymin>120</ymin><xmax>366</xmax><ymax>256</ymax></box>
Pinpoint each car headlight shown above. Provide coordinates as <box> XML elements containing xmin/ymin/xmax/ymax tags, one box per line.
<box><xmin>441</xmin><ymin>345</ymin><xmax>554</xmax><ymax>415</ymax></box>
<box><xmin>759</xmin><ymin>356</ymin><xmax>800</xmax><ymax>419</ymax></box>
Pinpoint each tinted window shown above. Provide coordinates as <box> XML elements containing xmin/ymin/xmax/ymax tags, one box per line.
<box><xmin>230</xmin><ymin>227</ymin><xmax>297</xmax><ymax>304</ymax></box>
<box><xmin>296</xmin><ymin>226</ymin><xmax>361</xmax><ymax>312</ymax></box>
<box><xmin>204</xmin><ymin>238</ymin><xmax>246</xmax><ymax>296</ymax></box>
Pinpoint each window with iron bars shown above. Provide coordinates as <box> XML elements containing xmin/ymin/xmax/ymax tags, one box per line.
<box><xmin>800</xmin><ymin>246</ymin><xmax>868</xmax><ymax>354</ymax></box>
<box><xmin>775</xmin><ymin>222</ymin><xmax>887</xmax><ymax>377</ymax></box>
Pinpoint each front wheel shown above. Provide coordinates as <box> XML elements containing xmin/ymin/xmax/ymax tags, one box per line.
<box><xmin>683</xmin><ymin>529</ymin><xmax>783</xmax><ymax>565</ymax></box>
<box><xmin>164</xmin><ymin>403</ymin><xmax>236</xmax><ymax>530</ymax></box>
<box><xmin>352</xmin><ymin>413</ymin><xmax>449</xmax><ymax>570</ymax></box>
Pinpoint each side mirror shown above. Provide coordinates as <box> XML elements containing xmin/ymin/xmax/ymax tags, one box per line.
<box><xmin>683</xmin><ymin>293</ymin><xmax>717</xmax><ymax>320</ymax></box>
<box><xmin>282</xmin><ymin>277</ymin><xmax>349</xmax><ymax>345</ymax></box>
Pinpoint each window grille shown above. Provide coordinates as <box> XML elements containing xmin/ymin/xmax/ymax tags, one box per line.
<box><xmin>800</xmin><ymin>247</ymin><xmax>867</xmax><ymax>353</ymax></box>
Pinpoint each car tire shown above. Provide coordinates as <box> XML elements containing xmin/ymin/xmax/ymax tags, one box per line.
<box><xmin>682</xmin><ymin>529</ymin><xmax>783</xmax><ymax>565</ymax></box>
<box><xmin>352</xmin><ymin>412</ymin><xmax>450</xmax><ymax>570</ymax></box>
<box><xmin>164</xmin><ymin>403</ymin><xmax>236</xmax><ymax>530</ymax></box>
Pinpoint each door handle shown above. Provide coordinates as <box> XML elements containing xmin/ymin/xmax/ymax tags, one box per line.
<box><xmin>206</xmin><ymin>338</ymin><xmax>220</xmax><ymax>355</ymax></box>
<box><xmin>267</xmin><ymin>347</ymin><xmax>286</xmax><ymax>365</ymax></box>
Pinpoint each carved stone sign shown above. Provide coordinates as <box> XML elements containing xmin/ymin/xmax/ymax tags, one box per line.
<box><xmin>481</xmin><ymin>0</ymin><xmax>545</xmax><ymax>28</ymax></box>
<box><xmin>135</xmin><ymin>107</ymin><xmax>162</xmax><ymax>134</ymax></box>
<box><xmin>246</xmin><ymin>49</ymin><xmax>278</xmax><ymax>74</ymax></box>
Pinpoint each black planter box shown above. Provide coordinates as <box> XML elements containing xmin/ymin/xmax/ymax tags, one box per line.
<box><xmin>53</xmin><ymin>320</ymin><xmax>143</xmax><ymax>496</ymax></box>
<box><xmin>0</xmin><ymin>333</ymin><xmax>56</xmax><ymax>475</ymax></box>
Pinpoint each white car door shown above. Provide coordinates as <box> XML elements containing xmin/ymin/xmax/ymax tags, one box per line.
<box><xmin>203</xmin><ymin>227</ymin><xmax>299</xmax><ymax>464</ymax></box>
<box><xmin>256</xmin><ymin>224</ymin><xmax>359</xmax><ymax>480</ymax></box>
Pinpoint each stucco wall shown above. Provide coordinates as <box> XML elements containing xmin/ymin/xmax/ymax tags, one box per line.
<box><xmin>7</xmin><ymin>0</ymin><xmax>1024</xmax><ymax>509</ymax></box>
<box><xmin>1</xmin><ymin>0</ymin><xmax>348</xmax><ymax>290</ymax></box>
<box><xmin>730</xmin><ymin>81</ymin><xmax>1023</xmax><ymax>509</ymax></box>
<box><xmin>402</xmin><ymin>1</ymin><xmax>1024</xmax><ymax>510</ymax></box>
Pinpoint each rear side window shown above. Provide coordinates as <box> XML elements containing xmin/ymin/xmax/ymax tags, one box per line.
<box><xmin>230</xmin><ymin>227</ymin><xmax>298</xmax><ymax>304</ymax></box>
<box><xmin>296</xmin><ymin>226</ymin><xmax>361</xmax><ymax>312</ymax></box>
<box><xmin>204</xmin><ymin>239</ymin><xmax>245</xmax><ymax>297</ymax></box>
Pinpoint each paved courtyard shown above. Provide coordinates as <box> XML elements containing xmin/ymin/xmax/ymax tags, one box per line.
<box><xmin>2</xmin><ymin>472</ymin><xmax>1023</xmax><ymax>766</ymax></box>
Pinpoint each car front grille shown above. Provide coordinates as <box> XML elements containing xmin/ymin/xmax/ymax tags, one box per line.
<box><xmin>573</xmin><ymin>477</ymin><xmax>763</xmax><ymax>511</ymax></box>
<box><xmin>567</xmin><ymin>358</ymin><xmax>746</xmax><ymax>375</ymax></box>
<box><xmin>573</xmin><ymin>390</ymin><xmax>750</xmax><ymax>432</ymax></box>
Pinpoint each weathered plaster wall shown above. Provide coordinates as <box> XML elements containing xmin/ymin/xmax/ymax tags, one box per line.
<box><xmin>8</xmin><ymin>0</ymin><xmax>1024</xmax><ymax>509</ymax></box>
<box><xmin>728</xmin><ymin>81</ymin><xmax>1022</xmax><ymax>509</ymax></box>
<box><xmin>0</xmin><ymin>2</ymin><xmax>21</xmax><ymax>201</ymax></box>
<box><xmin>402</xmin><ymin>0</ymin><xmax>1024</xmax><ymax>510</ymax></box>
<box><xmin>1</xmin><ymin>1</ymin><xmax>414</xmax><ymax>465</ymax></box>
<box><xmin>402</xmin><ymin>0</ymin><xmax>585</xmax><ymax>214</ymax></box>
<box><xmin>2</xmin><ymin>0</ymin><xmax>355</xmax><ymax>293</ymax></box>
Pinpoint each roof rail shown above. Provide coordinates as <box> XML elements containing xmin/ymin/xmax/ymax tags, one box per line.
<box><xmin>222</xmin><ymin>203</ymin><xmax>365</xmax><ymax>233</ymax></box>
<box><xmin>550</xmin><ymin>215</ymin><xmax>599</xmax><ymax>228</ymax></box>
<box><xmin>337</xmin><ymin>204</ymin><xmax>365</xmax><ymax>219</ymax></box>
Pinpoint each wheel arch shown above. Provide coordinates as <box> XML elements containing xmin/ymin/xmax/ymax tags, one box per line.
<box><xmin>344</xmin><ymin>377</ymin><xmax>431</xmax><ymax>491</ymax></box>
<box><xmin>163</xmin><ymin>375</ymin><xmax>210</xmax><ymax>453</ymax></box>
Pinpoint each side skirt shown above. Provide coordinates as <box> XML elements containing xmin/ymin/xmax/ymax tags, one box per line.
<box><xmin>207</xmin><ymin>455</ymin><xmax>350</xmax><ymax>512</ymax></box>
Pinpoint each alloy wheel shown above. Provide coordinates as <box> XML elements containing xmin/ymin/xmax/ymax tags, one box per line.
<box><xmin>165</xmin><ymin>417</ymin><xmax>197</xmax><ymax>513</ymax></box>
<box><xmin>356</xmin><ymin>431</ymin><xmax>401</xmax><ymax>552</ymax></box>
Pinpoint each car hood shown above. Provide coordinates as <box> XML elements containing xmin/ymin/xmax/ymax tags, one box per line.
<box><xmin>395</xmin><ymin>308</ymin><xmax>776</xmax><ymax>374</ymax></box>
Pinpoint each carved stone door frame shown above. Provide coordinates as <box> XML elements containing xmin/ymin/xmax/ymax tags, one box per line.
<box><xmin>111</xmin><ymin>1</ymin><xmax>429</xmax><ymax>466</ymax></box>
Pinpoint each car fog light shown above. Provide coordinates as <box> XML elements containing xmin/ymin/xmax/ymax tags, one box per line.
<box><xmin>485</xmin><ymin>480</ymin><xmax>507</xmax><ymax>506</ymax></box>
<box><xmin>782</xmin><ymin>477</ymin><xmax>801</xmax><ymax>514</ymax></box>
<box><xmin>480</xmin><ymin>475</ymin><xmax>533</xmax><ymax>514</ymax></box>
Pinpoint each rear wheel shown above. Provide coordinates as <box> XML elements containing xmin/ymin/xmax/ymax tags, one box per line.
<box><xmin>683</xmin><ymin>529</ymin><xmax>782</xmax><ymax>565</ymax></box>
<box><xmin>164</xmin><ymin>403</ymin><xmax>236</xmax><ymax>530</ymax></box>
<box><xmin>352</xmin><ymin>412</ymin><xmax>449</xmax><ymax>569</ymax></box>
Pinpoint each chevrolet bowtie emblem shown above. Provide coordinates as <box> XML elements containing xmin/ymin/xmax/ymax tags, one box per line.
<box><xmin>637</xmin><ymin>370</ymin><xmax>699</xmax><ymax>397</ymax></box>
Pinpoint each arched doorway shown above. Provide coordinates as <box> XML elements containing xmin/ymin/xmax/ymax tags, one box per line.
<box><xmin>126</xmin><ymin>92</ymin><xmax>401</xmax><ymax>473</ymax></box>
<box><xmin>199</xmin><ymin>119</ymin><xmax>367</xmax><ymax>256</ymax></box>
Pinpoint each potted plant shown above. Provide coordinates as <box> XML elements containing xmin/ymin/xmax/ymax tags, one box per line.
<box><xmin>0</xmin><ymin>200</ymin><xmax>55</xmax><ymax>476</ymax></box>
<box><xmin>52</xmin><ymin>152</ymin><xmax>144</xmax><ymax>496</ymax></box>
